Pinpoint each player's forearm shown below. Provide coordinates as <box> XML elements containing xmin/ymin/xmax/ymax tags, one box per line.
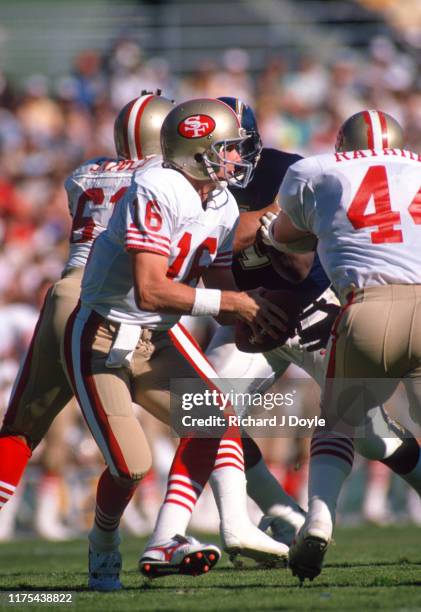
<box><xmin>135</xmin><ymin>278</ymin><xmax>196</xmax><ymax>314</ymax></box>
<box><xmin>272</xmin><ymin>211</ymin><xmax>315</xmax><ymax>245</ymax></box>
<box><xmin>266</xmin><ymin>211</ymin><xmax>317</xmax><ymax>254</ymax></box>
<box><xmin>233</xmin><ymin>202</ymin><xmax>279</xmax><ymax>253</ymax></box>
<box><xmin>202</xmin><ymin>268</ymin><xmax>240</xmax><ymax>324</ymax></box>
<box><xmin>135</xmin><ymin>277</ymin><xmax>245</xmax><ymax>319</ymax></box>
<box><xmin>136</xmin><ymin>274</ymin><xmax>288</xmax><ymax>340</ymax></box>
<box><xmin>265</xmin><ymin>247</ymin><xmax>314</xmax><ymax>283</ymax></box>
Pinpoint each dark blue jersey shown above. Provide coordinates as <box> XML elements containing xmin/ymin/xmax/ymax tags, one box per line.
<box><xmin>230</xmin><ymin>147</ymin><xmax>330</xmax><ymax>306</ymax></box>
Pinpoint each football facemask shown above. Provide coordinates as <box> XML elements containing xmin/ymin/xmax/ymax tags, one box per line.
<box><xmin>203</xmin><ymin>134</ymin><xmax>254</xmax><ymax>188</ymax></box>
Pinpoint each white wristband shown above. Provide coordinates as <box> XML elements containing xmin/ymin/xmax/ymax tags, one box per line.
<box><xmin>191</xmin><ymin>288</ymin><xmax>221</xmax><ymax>316</ymax></box>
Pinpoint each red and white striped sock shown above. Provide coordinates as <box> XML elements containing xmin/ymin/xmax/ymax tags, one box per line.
<box><xmin>147</xmin><ymin>436</ymin><xmax>220</xmax><ymax>547</ymax></box>
<box><xmin>154</xmin><ymin>322</ymin><xmax>245</xmax><ymax>543</ymax></box>
<box><xmin>307</xmin><ymin>432</ymin><xmax>354</xmax><ymax>536</ymax></box>
<box><xmin>0</xmin><ymin>436</ymin><xmax>31</xmax><ymax>510</ymax></box>
<box><xmin>210</xmin><ymin>434</ymin><xmax>247</xmax><ymax>531</ymax></box>
<box><xmin>89</xmin><ymin>468</ymin><xmax>138</xmax><ymax>552</ymax></box>
<box><xmin>214</xmin><ymin>435</ymin><xmax>244</xmax><ymax>473</ymax></box>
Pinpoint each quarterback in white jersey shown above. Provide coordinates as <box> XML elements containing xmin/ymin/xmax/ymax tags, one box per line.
<box><xmin>268</xmin><ymin>110</ymin><xmax>421</xmax><ymax>583</ymax></box>
<box><xmin>64</xmin><ymin>98</ymin><xmax>289</xmax><ymax>589</ymax></box>
<box><xmin>81</xmin><ymin>160</ymin><xmax>238</xmax><ymax>329</ymax></box>
<box><xmin>0</xmin><ymin>92</ymin><xmax>174</xmax><ymax>537</ymax></box>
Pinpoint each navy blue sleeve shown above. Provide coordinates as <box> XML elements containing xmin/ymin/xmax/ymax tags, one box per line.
<box><xmin>229</xmin><ymin>148</ymin><xmax>302</xmax><ymax>211</ymax></box>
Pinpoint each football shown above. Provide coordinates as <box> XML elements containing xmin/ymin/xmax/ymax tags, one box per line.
<box><xmin>235</xmin><ymin>289</ymin><xmax>304</xmax><ymax>353</ymax></box>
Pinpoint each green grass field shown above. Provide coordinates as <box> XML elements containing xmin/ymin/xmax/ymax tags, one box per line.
<box><xmin>0</xmin><ymin>526</ymin><xmax>420</xmax><ymax>611</ymax></box>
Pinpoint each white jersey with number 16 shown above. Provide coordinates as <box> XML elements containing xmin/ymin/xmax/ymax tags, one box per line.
<box><xmin>280</xmin><ymin>148</ymin><xmax>421</xmax><ymax>294</ymax></box>
<box><xmin>81</xmin><ymin>161</ymin><xmax>239</xmax><ymax>329</ymax></box>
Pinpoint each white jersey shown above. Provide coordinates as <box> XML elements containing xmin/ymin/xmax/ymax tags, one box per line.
<box><xmin>81</xmin><ymin>161</ymin><xmax>239</xmax><ymax>330</ymax></box>
<box><xmin>63</xmin><ymin>156</ymin><xmax>161</xmax><ymax>271</ymax></box>
<box><xmin>280</xmin><ymin>148</ymin><xmax>421</xmax><ymax>294</ymax></box>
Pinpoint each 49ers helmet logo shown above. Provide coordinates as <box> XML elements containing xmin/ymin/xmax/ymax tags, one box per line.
<box><xmin>178</xmin><ymin>114</ymin><xmax>216</xmax><ymax>139</ymax></box>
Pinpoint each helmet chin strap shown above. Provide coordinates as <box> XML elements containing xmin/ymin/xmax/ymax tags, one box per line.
<box><xmin>202</xmin><ymin>155</ymin><xmax>227</xmax><ymax>189</ymax></box>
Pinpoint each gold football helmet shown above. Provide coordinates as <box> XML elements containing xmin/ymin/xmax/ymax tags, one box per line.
<box><xmin>160</xmin><ymin>98</ymin><xmax>253</xmax><ymax>186</ymax></box>
<box><xmin>114</xmin><ymin>90</ymin><xmax>174</xmax><ymax>160</ymax></box>
<box><xmin>335</xmin><ymin>110</ymin><xmax>404</xmax><ymax>152</ymax></box>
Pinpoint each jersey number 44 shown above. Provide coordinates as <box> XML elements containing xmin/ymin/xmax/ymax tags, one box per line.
<box><xmin>347</xmin><ymin>165</ymin><xmax>421</xmax><ymax>244</ymax></box>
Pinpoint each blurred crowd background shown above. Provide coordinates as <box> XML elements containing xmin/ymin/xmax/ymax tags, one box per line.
<box><xmin>0</xmin><ymin>0</ymin><xmax>420</xmax><ymax>540</ymax></box>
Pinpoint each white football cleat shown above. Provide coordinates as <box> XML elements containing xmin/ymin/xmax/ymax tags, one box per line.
<box><xmin>88</xmin><ymin>549</ymin><xmax>123</xmax><ymax>591</ymax></box>
<box><xmin>259</xmin><ymin>508</ymin><xmax>306</xmax><ymax>548</ymax></box>
<box><xmin>222</xmin><ymin>522</ymin><xmax>289</xmax><ymax>568</ymax></box>
<box><xmin>288</xmin><ymin>522</ymin><xmax>331</xmax><ymax>584</ymax></box>
<box><xmin>139</xmin><ymin>534</ymin><xmax>221</xmax><ymax>578</ymax></box>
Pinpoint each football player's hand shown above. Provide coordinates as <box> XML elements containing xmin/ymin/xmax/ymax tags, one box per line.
<box><xmin>259</xmin><ymin>211</ymin><xmax>278</xmax><ymax>247</ymax></box>
<box><xmin>298</xmin><ymin>299</ymin><xmax>341</xmax><ymax>352</ymax></box>
<box><xmin>238</xmin><ymin>287</ymin><xmax>289</xmax><ymax>341</ymax></box>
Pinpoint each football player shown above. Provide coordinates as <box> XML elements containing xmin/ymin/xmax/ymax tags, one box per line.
<box><xmin>136</xmin><ymin>99</ymin><xmax>311</xmax><ymax>571</ymax></box>
<box><xmin>63</xmin><ymin>98</ymin><xmax>289</xmax><ymax>589</ymax></box>
<box><xmin>0</xmin><ymin>91</ymin><xmax>174</xmax><ymax>518</ymax></box>
<box><xmin>269</xmin><ymin>110</ymin><xmax>421</xmax><ymax>581</ymax></box>
<box><xmin>203</xmin><ymin>99</ymin><xmax>421</xmax><ymax>565</ymax></box>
